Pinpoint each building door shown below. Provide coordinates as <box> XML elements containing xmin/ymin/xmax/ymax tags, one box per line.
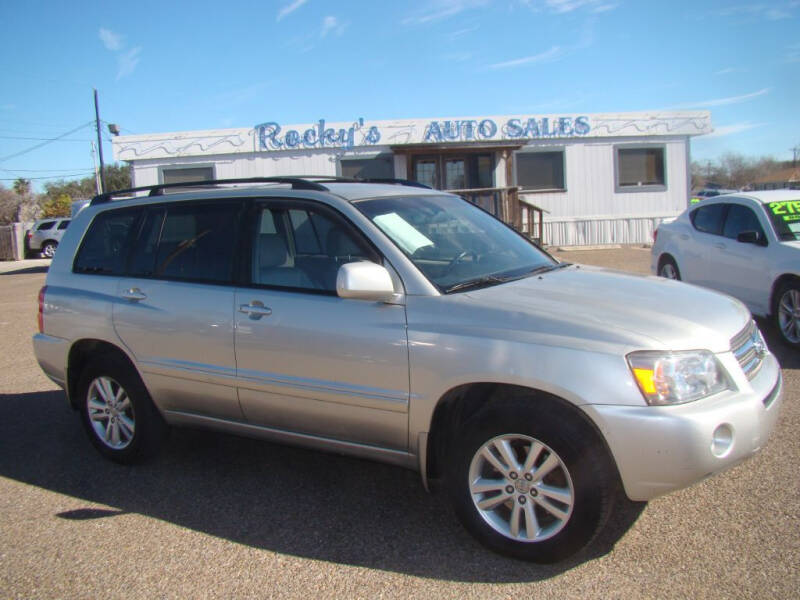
<box><xmin>411</xmin><ymin>153</ymin><xmax>493</xmax><ymax>191</ymax></box>
<box><xmin>443</xmin><ymin>157</ymin><xmax>466</xmax><ymax>189</ymax></box>
<box><xmin>413</xmin><ymin>157</ymin><xmax>438</xmax><ymax>189</ymax></box>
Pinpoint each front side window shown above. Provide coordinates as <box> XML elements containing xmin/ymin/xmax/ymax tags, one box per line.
<box><xmin>616</xmin><ymin>147</ymin><xmax>665</xmax><ymax>189</ymax></box>
<box><xmin>516</xmin><ymin>151</ymin><xmax>565</xmax><ymax>191</ymax></box>
<box><xmin>252</xmin><ymin>205</ymin><xmax>377</xmax><ymax>292</ymax></box>
<box><xmin>356</xmin><ymin>194</ymin><xmax>555</xmax><ymax>292</ymax></box>
<box><xmin>57</xmin><ymin>220</ymin><xmax>70</xmax><ymax>230</ymax></box>
<box><xmin>722</xmin><ymin>204</ymin><xmax>765</xmax><ymax>240</ymax></box>
<box><xmin>691</xmin><ymin>203</ymin><xmax>727</xmax><ymax>235</ymax></box>
<box><xmin>73</xmin><ymin>209</ymin><xmax>140</xmax><ymax>275</ymax></box>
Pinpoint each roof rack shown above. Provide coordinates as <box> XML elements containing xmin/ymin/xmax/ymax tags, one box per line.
<box><xmin>358</xmin><ymin>178</ymin><xmax>431</xmax><ymax>189</ymax></box>
<box><xmin>89</xmin><ymin>175</ymin><xmax>431</xmax><ymax>205</ymax></box>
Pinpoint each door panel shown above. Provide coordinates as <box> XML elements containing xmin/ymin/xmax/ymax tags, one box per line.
<box><xmin>112</xmin><ymin>201</ymin><xmax>242</xmax><ymax>420</ymax></box>
<box><xmin>234</xmin><ymin>289</ymin><xmax>409</xmax><ymax>449</ymax></box>
<box><xmin>710</xmin><ymin>204</ymin><xmax>772</xmax><ymax>313</ymax></box>
<box><xmin>114</xmin><ymin>279</ymin><xmax>241</xmax><ymax>419</ymax></box>
<box><xmin>234</xmin><ymin>201</ymin><xmax>408</xmax><ymax>449</ymax></box>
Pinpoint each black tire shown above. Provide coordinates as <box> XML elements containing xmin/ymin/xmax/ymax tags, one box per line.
<box><xmin>445</xmin><ymin>396</ymin><xmax>617</xmax><ymax>563</ymax></box>
<box><xmin>773</xmin><ymin>279</ymin><xmax>800</xmax><ymax>350</ymax></box>
<box><xmin>77</xmin><ymin>356</ymin><xmax>168</xmax><ymax>464</ymax></box>
<box><xmin>41</xmin><ymin>241</ymin><xmax>57</xmax><ymax>259</ymax></box>
<box><xmin>658</xmin><ymin>255</ymin><xmax>681</xmax><ymax>280</ymax></box>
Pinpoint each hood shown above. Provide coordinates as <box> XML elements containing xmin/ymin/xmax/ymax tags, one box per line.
<box><xmin>447</xmin><ymin>265</ymin><xmax>750</xmax><ymax>354</ymax></box>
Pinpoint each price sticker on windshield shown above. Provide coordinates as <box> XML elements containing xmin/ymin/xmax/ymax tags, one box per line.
<box><xmin>768</xmin><ymin>200</ymin><xmax>800</xmax><ymax>222</ymax></box>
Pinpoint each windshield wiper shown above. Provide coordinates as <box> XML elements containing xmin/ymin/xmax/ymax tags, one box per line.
<box><xmin>527</xmin><ymin>262</ymin><xmax>572</xmax><ymax>276</ymax></box>
<box><xmin>444</xmin><ymin>274</ymin><xmax>514</xmax><ymax>294</ymax></box>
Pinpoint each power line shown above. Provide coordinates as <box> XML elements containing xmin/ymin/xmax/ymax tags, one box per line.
<box><xmin>0</xmin><ymin>171</ymin><xmax>94</xmax><ymax>181</ymax></box>
<box><xmin>0</xmin><ymin>167</ymin><xmax>93</xmax><ymax>172</ymax></box>
<box><xmin>0</xmin><ymin>135</ymin><xmax>93</xmax><ymax>142</ymax></box>
<box><xmin>0</xmin><ymin>121</ymin><xmax>95</xmax><ymax>164</ymax></box>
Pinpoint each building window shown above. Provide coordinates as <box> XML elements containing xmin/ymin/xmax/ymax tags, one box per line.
<box><xmin>339</xmin><ymin>153</ymin><xmax>394</xmax><ymax>180</ymax></box>
<box><xmin>515</xmin><ymin>151</ymin><xmax>565</xmax><ymax>191</ymax></box>
<box><xmin>160</xmin><ymin>166</ymin><xmax>215</xmax><ymax>185</ymax></box>
<box><xmin>616</xmin><ymin>146</ymin><xmax>666</xmax><ymax>190</ymax></box>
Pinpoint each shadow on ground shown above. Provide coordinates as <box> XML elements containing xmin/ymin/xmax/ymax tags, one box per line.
<box><xmin>0</xmin><ymin>390</ymin><xmax>644</xmax><ymax>582</ymax></box>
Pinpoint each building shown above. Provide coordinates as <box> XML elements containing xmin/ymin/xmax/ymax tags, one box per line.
<box><xmin>751</xmin><ymin>166</ymin><xmax>800</xmax><ymax>191</ymax></box>
<box><xmin>112</xmin><ymin>110</ymin><xmax>712</xmax><ymax>247</ymax></box>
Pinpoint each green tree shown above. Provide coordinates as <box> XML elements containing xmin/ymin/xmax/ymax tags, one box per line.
<box><xmin>40</xmin><ymin>193</ymin><xmax>73</xmax><ymax>218</ymax></box>
<box><xmin>42</xmin><ymin>162</ymin><xmax>131</xmax><ymax>202</ymax></box>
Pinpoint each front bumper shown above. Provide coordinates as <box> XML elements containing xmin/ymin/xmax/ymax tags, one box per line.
<box><xmin>582</xmin><ymin>353</ymin><xmax>783</xmax><ymax>501</ymax></box>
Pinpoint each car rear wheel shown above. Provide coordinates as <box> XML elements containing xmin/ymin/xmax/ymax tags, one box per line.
<box><xmin>774</xmin><ymin>280</ymin><xmax>800</xmax><ymax>349</ymax></box>
<box><xmin>658</xmin><ymin>256</ymin><xmax>681</xmax><ymax>280</ymax></box>
<box><xmin>445</xmin><ymin>397</ymin><xmax>617</xmax><ymax>563</ymax></box>
<box><xmin>77</xmin><ymin>356</ymin><xmax>168</xmax><ymax>463</ymax></box>
<box><xmin>41</xmin><ymin>241</ymin><xmax>57</xmax><ymax>258</ymax></box>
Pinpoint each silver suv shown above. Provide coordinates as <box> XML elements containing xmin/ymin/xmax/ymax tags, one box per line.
<box><xmin>33</xmin><ymin>177</ymin><xmax>782</xmax><ymax>563</ymax></box>
<box><xmin>27</xmin><ymin>217</ymin><xmax>70</xmax><ymax>258</ymax></box>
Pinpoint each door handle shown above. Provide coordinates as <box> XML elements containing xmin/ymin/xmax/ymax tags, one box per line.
<box><xmin>680</xmin><ymin>234</ymin><xmax>690</xmax><ymax>240</ymax></box>
<box><xmin>121</xmin><ymin>288</ymin><xmax>147</xmax><ymax>302</ymax></box>
<box><xmin>238</xmin><ymin>302</ymin><xmax>272</xmax><ymax>319</ymax></box>
<box><xmin>713</xmin><ymin>242</ymin><xmax>726</xmax><ymax>250</ymax></box>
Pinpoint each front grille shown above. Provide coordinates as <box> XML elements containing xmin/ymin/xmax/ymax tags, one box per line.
<box><xmin>730</xmin><ymin>320</ymin><xmax>765</xmax><ymax>380</ymax></box>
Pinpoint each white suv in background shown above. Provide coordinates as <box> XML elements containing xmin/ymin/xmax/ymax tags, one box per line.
<box><xmin>26</xmin><ymin>217</ymin><xmax>71</xmax><ymax>258</ymax></box>
<box><xmin>653</xmin><ymin>190</ymin><xmax>800</xmax><ymax>348</ymax></box>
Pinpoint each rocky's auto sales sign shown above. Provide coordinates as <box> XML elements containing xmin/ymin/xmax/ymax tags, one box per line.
<box><xmin>254</xmin><ymin>115</ymin><xmax>593</xmax><ymax>152</ymax></box>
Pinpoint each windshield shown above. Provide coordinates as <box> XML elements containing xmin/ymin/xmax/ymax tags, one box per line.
<box><xmin>355</xmin><ymin>194</ymin><xmax>557</xmax><ymax>292</ymax></box>
<box><xmin>764</xmin><ymin>200</ymin><xmax>800</xmax><ymax>241</ymax></box>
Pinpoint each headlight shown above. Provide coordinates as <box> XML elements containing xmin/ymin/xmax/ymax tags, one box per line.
<box><xmin>627</xmin><ymin>350</ymin><xmax>732</xmax><ymax>405</ymax></box>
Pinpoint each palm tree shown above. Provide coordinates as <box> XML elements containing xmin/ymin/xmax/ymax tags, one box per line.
<box><xmin>13</xmin><ymin>178</ymin><xmax>31</xmax><ymax>197</ymax></box>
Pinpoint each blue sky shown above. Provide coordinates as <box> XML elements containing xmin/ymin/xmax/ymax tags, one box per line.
<box><xmin>1</xmin><ymin>0</ymin><xmax>798</xmax><ymax>190</ymax></box>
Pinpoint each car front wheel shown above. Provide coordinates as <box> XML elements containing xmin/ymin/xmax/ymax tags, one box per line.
<box><xmin>446</xmin><ymin>398</ymin><xmax>617</xmax><ymax>563</ymax></box>
<box><xmin>774</xmin><ymin>280</ymin><xmax>800</xmax><ymax>349</ymax></box>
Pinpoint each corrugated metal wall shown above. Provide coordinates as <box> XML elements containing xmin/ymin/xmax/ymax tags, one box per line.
<box><xmin>543</xmin><ymin>216</ymin><xmax>672</xmax><ymax>247</ymax></box>
<box><xmin>130</xmin><ymin>135</ymin><xmax>689</xmax><ymax>247</ymax></box>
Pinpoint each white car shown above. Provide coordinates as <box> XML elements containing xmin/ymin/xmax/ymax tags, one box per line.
<box><xmin>653</xmin><ymin>190</ymin><xmax>800</xmax><ymax>348</ymax></box>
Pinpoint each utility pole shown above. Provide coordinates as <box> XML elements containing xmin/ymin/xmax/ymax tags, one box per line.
<box><xmin>792</xmin><ymin>145</ymin><xmax>799</xmax><ymax>167</ymax></box>
<box><xmin>94</xmin><ymin>89</ymin><xmax>106</xmax><ymax>194</ymax></box>
<box><xmin>90</xmin><ymin>141</ymin><xmax>101</xmax><ymax>195</ymax></box>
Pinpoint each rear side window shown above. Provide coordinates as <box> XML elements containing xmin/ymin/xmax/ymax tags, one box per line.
<box><xmin>73</xmin><ymin>210</ymin><xmax>140</xmax><ymax>274</ymax></box>
<box><xmin>691</xmin><ymin>204</ymin><xmax>727</xmax><ymax>235</ymax></box>
<box><xmin>57</xmin><ymin>220</ymin><xmax>70</xmax><ymax>230</ymax></box>
<box><xmin>151</xmin><ymin>203</ymin><xmax>239</xmax><ymax>283</ymax></box>
<box><xmin>37</xmin><ymin>221</ymin><xmax>55</xmax><ymax>231</ymax></box>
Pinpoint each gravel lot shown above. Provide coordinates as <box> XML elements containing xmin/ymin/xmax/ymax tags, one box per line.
<box><xmin>1</xmin><ymin>249</ymin><xmax>797</xmax><ymax>599</ymax></box>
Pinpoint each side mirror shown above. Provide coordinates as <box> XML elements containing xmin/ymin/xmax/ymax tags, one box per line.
<box><xmin>336</xmin><ymin>261</ymin><xmax>396</xmax><ymax>302</ymax></box>
<box><xmin>736</xmin><ymin>230</ymin><xmax>767</xmax><ymax>246</ymax></box>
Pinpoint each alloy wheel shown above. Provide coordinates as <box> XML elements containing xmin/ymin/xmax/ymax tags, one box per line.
<box><xmin>468</xmin><ymin>434</ymin><xmax>574</xmax><ymax>543</ymax></box>
<box><xmin>778</xmin><ymin>289</ymin><xmax>800</xmax><ymax>344</ymax></box>
<box><xmin>660</xmin><ymin>263</ymin><xmax>678</xmax><ymax>279</ymax></box>
<box><xmin>86</xmin><ymin>376</ymin><xmax>135</xmax><ymax>450</ymax></box>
